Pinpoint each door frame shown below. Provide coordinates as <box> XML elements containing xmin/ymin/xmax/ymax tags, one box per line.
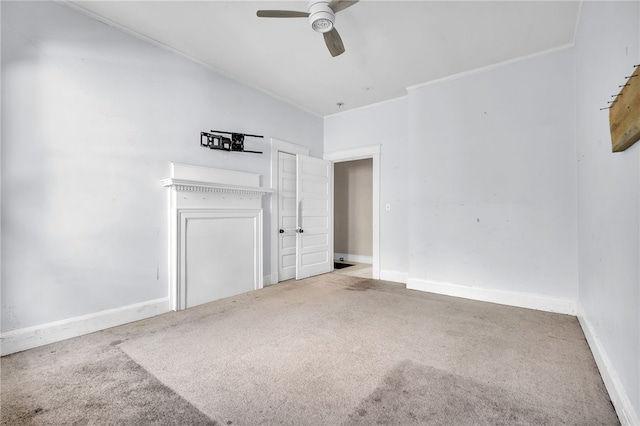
<box><xmin>324</xmin><ymin>145</ymin><xmax>381</xmax><ymax>280</ymax></box>
<box><xmin>269</xmin><ymin>138</ymin><xmax>310</xmax><ymax>285</ymax></box>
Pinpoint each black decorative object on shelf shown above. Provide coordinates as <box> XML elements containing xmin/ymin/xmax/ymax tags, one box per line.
<box><xmin>200</xmin><ymin>130</ymin><xmax>264</xmax><ymax>154</ymax></box>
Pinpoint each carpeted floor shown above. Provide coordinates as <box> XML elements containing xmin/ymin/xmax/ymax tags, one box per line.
<box><xmin>1</xmin><ymin>274</ymin><xmax>619</xmax><ymax>425</ymax></box>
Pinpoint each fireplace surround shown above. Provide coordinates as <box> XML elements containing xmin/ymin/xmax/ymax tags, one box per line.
<box><xmin>162</xmin><ymin>164</ymin><xmax>272</xmax><ymax>310</ymax></box>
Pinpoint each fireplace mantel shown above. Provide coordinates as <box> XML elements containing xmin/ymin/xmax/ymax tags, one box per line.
<box><xmin>162</xmin><ymin>163</ymin><xmax>273</xmax><ymax>195</ymax></box>
<box><xmin>163</xmin><ymin>164</ymin><xmax>272</xmax><ymax>311</ymax></box>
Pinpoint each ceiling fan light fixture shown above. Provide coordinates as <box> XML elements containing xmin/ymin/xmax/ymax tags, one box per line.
<box><xmin>309</xmin><ymin>2</ymin><xmax>335</xmax><ymax>33</ymax></box>
<box><xmin>312</xmin><ymin>16</ymin><xmax>333</xmax><ymax>32</ymax></box>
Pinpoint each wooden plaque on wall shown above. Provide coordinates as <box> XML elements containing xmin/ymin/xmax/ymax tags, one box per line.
<box><xmin>609</xmin><ymin>66</ymin><xmax>640</xmax><ymax>152</ymax></box>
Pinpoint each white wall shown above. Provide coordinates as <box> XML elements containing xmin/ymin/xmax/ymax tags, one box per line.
<box><xmin>575</xmin><ymin>2</ymin><xmax>640</xmax><ymax>424</ymax></box>
<box><xmin>1</xmin><ymin>1</ymin><xmax>322</xmax><ymax>334</ymax></box>
<box><xmin>406</xmin><ymin>49</ymin><xmax>578</xmax><ymax>310</ymax></box>
<box><xmin>325</xmin><ymin>98</ymin><xmax>409</xmax><ymax>279</ymax></box>
<box><xmin>326</xmin><ymin>52</ymin><xmax>579</xmax><ymax>312</ymax></box>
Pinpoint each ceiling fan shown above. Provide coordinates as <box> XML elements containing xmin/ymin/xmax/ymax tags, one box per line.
<box><xmin>256</xmin><ymin>1</ymin><xmax>359</xmax><ymax>57</ymax></box>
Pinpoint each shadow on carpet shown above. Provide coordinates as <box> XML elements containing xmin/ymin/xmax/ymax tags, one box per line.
<box><xmin>1</xmin><ymin>344</ymin><xmax>218</xmax><ymax>426</ymax></box>
<box><xmin>346</xmin><ymin>360</ymin><xmax>585</xmax><ymax>425</ymax></box>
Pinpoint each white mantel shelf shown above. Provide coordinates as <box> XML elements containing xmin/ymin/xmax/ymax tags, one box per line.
<box><xmin>161</xmin><ymin>178</ymin><xmax>273</xmax><ymax>196</ymax></box>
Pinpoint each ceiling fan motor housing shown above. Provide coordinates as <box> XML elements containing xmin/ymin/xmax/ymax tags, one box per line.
<box><xmin>309</xmin><ymin>2</ymin><xmax>335</xmax><ymax>33</ymax></box>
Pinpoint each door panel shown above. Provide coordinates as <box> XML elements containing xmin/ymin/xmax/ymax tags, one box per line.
<box><xmin>301</xmin><ymin>234</ymin><xmax>328</xmax><ymax>247</ymax></box>
<box><xmin>302</xmin><ymin>215</ymin><xmax>328</xmax><ymax>228</ymax></box>
<box><xmin>278</xmin><ymin>152</ymin><xmax>297</xmax><ymax>281</ymax></box>
<box><xmin>296</xmin><ymin>155</ymin><xmax>333</xmax><ymax>280</ymax></box>
<box><xmin>303</xmin><ymin>198</ymin><xmax>328</xmax><ymax>210</ymax></box>
<box><xmin>301</xmin><ymin>251</ymin><xmax>328</xmax><ymax>265</ymax></box>
<box><xmin>282</xmin><ymin>253</ymin><xmax>296</xmax><ymax>267</ymax></box>
<box><xmin>282</xmin><ymin>216</ymin><xmax>297</xmax><ymax>228</ymax></box>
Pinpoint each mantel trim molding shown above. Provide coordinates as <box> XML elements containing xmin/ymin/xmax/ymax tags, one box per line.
<box><xmin>161</xmin><ymin>178</ymin><xmax>273</xmax><ymax>196</ymax></box>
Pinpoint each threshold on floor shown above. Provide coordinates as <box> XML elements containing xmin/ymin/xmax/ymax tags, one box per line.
<box><xmin>334</xmin><ymin>262</ymin><xmax>354</xmax><ymax>270</ymax></box>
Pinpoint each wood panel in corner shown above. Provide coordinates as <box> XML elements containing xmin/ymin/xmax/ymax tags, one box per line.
<box><xmin>610</xmin><ymin>65</ymin><xmax>640</xmax><ymax>152</ymax></box>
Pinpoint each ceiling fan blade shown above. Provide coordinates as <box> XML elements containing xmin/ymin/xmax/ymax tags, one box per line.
<box><xmin>328</xmin><ymin>0</ymin><xmax>359</xmax><ymax>13</ymax></box>
<box><xmin>256</xmin><ymin>10</ymin><xmax>310</xmax><ymax>18</ymax></box>
<box><xmin>323</xmin><ymin>28</ymin><xmax>345</xmax><ymax>57</ymax></box>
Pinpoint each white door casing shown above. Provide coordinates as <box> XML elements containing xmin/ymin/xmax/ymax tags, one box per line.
<box><xmin>296</xmin><ymin>155</ymin><xmax>333</xmax><ymax>279</ymax></box>
<box><xmin>324</xmin><ymin>145</ymin><xmax>381</xmax><ymax>280</ymax></box>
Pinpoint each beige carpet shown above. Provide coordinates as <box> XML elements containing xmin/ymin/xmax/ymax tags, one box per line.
<box><xmin>1</xmin><ymin>274</ymin><xmax>619</xmax><ymax>425</ymax></box>
<box><xmin>332</xmin><ymin>262</ymin><xmax>373</xmax><ymax>278</ymax></box>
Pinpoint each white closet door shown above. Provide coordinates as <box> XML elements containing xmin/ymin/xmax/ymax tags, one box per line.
<box><xmin>296</xmin><ymin>155</ymin><xmax>333</xmax><ymax>280</ymax></box>
<box><xmin>278</xmin><ymin>152</ymin><xmax>297</xmax><ymax>281</ymax></box>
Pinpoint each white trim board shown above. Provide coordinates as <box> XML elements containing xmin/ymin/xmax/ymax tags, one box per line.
<box><xmin>577</xmin><ymin>305</ymin><xmax>639</xmax><ymax>426</ymax></box>
<box><xmin>380</xmin><ymin>270</ymin><xmax>408</xmax><ymax>285</ymax></box>
<box><xmin>0</xmin><ymin>297</ymin><xmax>171</xmax><ymax>356</ymax></box>
<box><xmin>334</xmin><ymin>253</ymin><xmax>372</xmax><ymax>264</ymax></box>
<box><xmin>406</xmin><ymin>43</ymin><xmax>575</xmax><ymax>92</ymax></box>
<box><xmin>324</xmin><ymin>145</ymin><xmax>381</xmax><ymax>162</ymax></box>
<box><xmin>407</xmin><ymin>278</ymin><xmax>577</xmax><ymax>315</ymax></box>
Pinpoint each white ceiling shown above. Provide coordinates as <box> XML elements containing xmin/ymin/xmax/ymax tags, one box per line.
<box><xmin>66</xmin><ymin>1</ymin><xmax>581</xmax><ymax>116</ymax></box>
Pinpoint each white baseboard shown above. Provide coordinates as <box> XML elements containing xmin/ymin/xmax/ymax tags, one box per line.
<box><xmin>335</xmin><ymin>253</ymin><xmax>373</xmax><ymax>264</ymax></box>
<box><xmin>0</xmin><ymin>297</ymin><xmax>172</xmax><ymax>356</ymax></box>
<box><xmin>380</xmin><ymin>270</ymin><xmax>408</xmax><ymax>284</ymax></box>
<box><xmin>406</xmin><ymin>278</ymin><xmax>577</xmax><ymax>315</ymax></box>
<box><xmin>577</xmin><ymin>304</ymin><xmax>639</xmax><ymax>426</ymax></box>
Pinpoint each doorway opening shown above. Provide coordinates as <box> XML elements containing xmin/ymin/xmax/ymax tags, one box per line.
<box><xmin>324</xmin><ymin>145</ymin><xmax>381</xmax><ymax>280</ymax></box>
<box><xmin>333</xmin><ymin>158</ymin><xmax>373</xmax><ymax>279</ymax></box>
